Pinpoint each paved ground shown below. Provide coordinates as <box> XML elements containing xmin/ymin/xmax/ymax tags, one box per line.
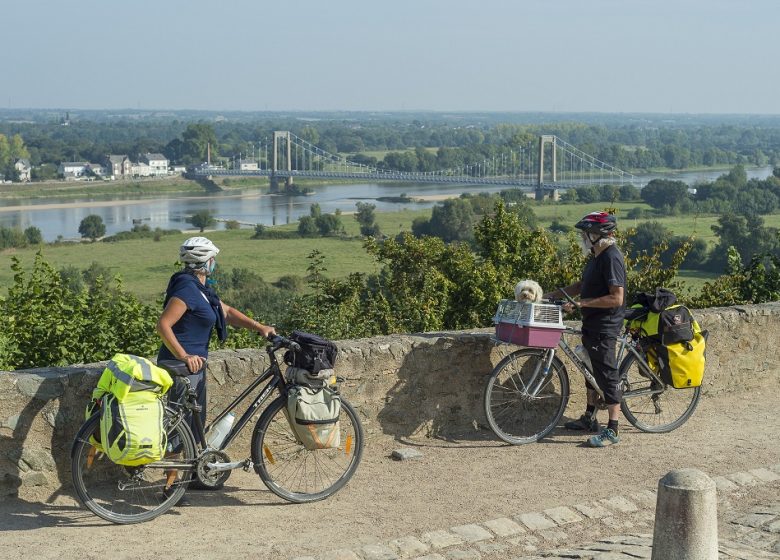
<box><xmin>0</xmin><ymin>390</ymin><xmax>778</xmax><ymax>559</ymax></box>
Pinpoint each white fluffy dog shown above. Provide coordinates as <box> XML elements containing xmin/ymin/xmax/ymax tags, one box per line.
<box><xmin>514</xmin><ymin>279</ymin><xmax>543</xmax><ymax>303</ymax></box>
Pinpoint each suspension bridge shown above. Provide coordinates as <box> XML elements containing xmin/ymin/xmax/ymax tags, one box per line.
<box><xmin>191</xmin><ymin>132</ymin><xmax>639</xmax><ymax>199</ymax></box>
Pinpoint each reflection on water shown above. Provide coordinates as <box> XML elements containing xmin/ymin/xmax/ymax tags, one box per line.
<box><xmin>0</xmin><ymin>166</ymin><xmax>773</xmax><ymax>241</ymax></box>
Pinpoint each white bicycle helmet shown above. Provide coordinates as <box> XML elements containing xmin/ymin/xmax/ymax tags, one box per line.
<box><xmin>179</xmin><ymin>236</ymin><xmax>220</xmax><ymax>265</ymax></box>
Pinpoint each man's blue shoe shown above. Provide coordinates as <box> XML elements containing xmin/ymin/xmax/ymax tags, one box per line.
<box><xmin>587</xmin><ymin>427</ymin><xmax>619</xmax><ymax>447</ymax></box>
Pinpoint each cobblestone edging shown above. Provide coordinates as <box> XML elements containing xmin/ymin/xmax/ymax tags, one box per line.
<box><xmin>295</xmin><ymin>464</ymin><xmax>780</xmax><ymax>560</ymax></box>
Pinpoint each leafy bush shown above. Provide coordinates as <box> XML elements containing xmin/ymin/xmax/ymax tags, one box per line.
<box><xmin>0</xmin><ymin>226</ymin><xmax>29</xmax><ymax>249</ymax></box>
<box><xmin>252</xmin><ymin>224</ymin><xmax>266</xmax><ymax>238</ymax></box>
<box><xmin>0</xmin><ymin>253</ymin><xmax>159</xmax><ymax>369</ymax></box>
<box><xmin>297</xmin><ymin>216</ymin><xmax>318</xmax><ymax>236</ymax></box>
<box><xmin>24</xmin><ymin>227</ymin><xmax>43</xmax><ymax>245</ymax></box>
<box><xmin>225</xmin><ymin>220</ymin><xmax>240</xmax><ymax>230</ymax></box>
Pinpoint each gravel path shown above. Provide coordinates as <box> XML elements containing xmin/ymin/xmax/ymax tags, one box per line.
<box><xmin>0</xmin><ymin>389</ymin><xmax>778</xmax><ymax>559</ymax></box>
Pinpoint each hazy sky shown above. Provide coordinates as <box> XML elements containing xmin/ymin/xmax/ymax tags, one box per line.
<box><xmin>3</xmin><ymin>0</ymin><xmax>778</xmax><ymax>114</ymax></box>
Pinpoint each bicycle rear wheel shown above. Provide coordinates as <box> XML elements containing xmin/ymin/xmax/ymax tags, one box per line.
<box><xmin>484</xmin><ymin>348</ymin><xmax>570</xmax><ymax>445</ymax></box>
<box><xmin>71</xmin><ymin>411</ymin><xmax>197</xmax><ymax>524</ymax></box>
<box><xmin>619</xmin><ymin>352</ymin><xmax>701</xmax><ymax>433</ymax></box>
<box><xmin>251</xmin><ymin>395</ymin><xmax>363</xmax><ymax>503</ymax></box>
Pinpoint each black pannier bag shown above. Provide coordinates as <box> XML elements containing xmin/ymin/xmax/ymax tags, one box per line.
<box><xmin>284</xmin><ymin>331</ymin><xmax>338</xmax><ymax>374</ymax></box>
<box><xmin>627</xmin><ymin>287</ymin><xmax>695</xmax><ymax>345</ymax></box>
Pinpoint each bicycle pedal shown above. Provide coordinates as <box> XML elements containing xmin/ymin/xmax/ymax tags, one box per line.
<box><xmin>242</xmin><ymin>459</ymin><xmax>254</xmax><ymax>472</ymax></box>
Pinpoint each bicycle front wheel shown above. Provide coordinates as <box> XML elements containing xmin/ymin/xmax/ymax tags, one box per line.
<box><xmin>484</xmin><ymin>348</ymin><xmax>570</xmax><ymax>445</ymax></box>
<box><xmin>71</xmin><ymin>411</ymin><xmax>197</xmax><ymax>524</ymax></box>
<box><xmin>619</xmin><ymin>352</ymin><xmax>701</xmax><ymax>433</ymax></box>
<box><xmin>251</xmin><ymin>395</ymin><xmax>364</xmax><ymax>503</ymax></box>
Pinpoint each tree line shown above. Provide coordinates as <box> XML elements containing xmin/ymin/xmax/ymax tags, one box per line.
<box><xmin>4</xmin><ymin>116</ymin><xmax>780</xmax><ymax>179</ymax></box>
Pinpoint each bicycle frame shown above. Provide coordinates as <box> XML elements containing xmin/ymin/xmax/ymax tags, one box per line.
<box><xmin>166</xmin><ymin>344</ymin><xmax>289</xmax><ymax>470</ymax></box>
<box><xmin>557</xmin><ymin>326</ymin><xmax>667</xmax><ymax>401</ymax></box>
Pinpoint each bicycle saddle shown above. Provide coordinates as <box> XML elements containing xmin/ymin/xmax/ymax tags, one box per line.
<box><xmin>157</xmin><ymin>359</ymin><xmax>202</xmax><ymax>377</ymax></box>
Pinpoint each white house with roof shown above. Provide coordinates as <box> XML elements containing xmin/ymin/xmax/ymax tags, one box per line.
<box><xmin>58</xmin><ymin>161</ymin><xmax>89</xmax><ymax>180</ymax></box>
<box><xmin>131</xmin><ymin>162</ymin><xmax>152</xmax><ymax>177</ymax></box>
<box><xmin>141</xmin><ymin>153</ymin><xmax>169</xmax><ymax>176</ymax></box>
<box><xmin>14</xmin><ymin>159</ymin><xmax>31</xmax><ymax>182</ymax></box>
<box><xmin>86</xmin><ymin>163</ymin><xmax>105</xmax><ymax>177</ymax></box>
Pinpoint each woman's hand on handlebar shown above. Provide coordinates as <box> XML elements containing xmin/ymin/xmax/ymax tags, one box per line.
<box><xmin>257</xmin><ymin>324</ymin><xmax>276</xmax><ymax>338</ymax></box>
<box><xmin>181</xmin><ymin>353</ymin><xmax>205</xmax><ymax>373</ymax></box>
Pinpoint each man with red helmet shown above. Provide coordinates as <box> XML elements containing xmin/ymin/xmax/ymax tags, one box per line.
<box><xmin>545</xmin><ymin>211</ymin><xmax>626</xmax><ymax>447</ymax></box>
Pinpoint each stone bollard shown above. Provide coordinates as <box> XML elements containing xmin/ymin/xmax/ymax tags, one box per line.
<box><xmin>652</xmin><ymin>468</ymin><xmax>718</xmax><ymax>560</ymax></box>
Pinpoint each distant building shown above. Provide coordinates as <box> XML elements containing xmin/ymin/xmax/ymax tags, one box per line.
<box><xmin>14</xmin><ymin>158</ymin><xmax>31</xmax><ymax>182</ymax></box>
<box><xmin>236</xmin><ymin>158</ymin><xmax>259</xmax><ymax>171</ymax></box>
<box><xmin>58</xmin><ymin>161</ymin><xmax>89</xmax><ymax>180</ymax></box>
<box><xmin>131</xmin><ymin>162</ymin><xmax>152</xmax><ymax>177</ymax></box>
<box><xmin>141</xmin><ymin>153</ymin><xmax>169</xmax><ymax>176</ymax></box>
<box><xmin>86</xmin><ymin>163</ymin><xmax>105</xmax><ymax>177</ymax></box>
<box><xmin>170</xmin><ymin>165</ymin><xmax>187</xmax><ymax>174</ymax></box>
<box><xmin>104</xmin><ymin>155</ymin><xmax>131</xmax><ymax>178</ymax></box>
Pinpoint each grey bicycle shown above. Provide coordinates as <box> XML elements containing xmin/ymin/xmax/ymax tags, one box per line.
<box><xmin>484</xmin><ymin>294</ymin><xmax>701</xmax><ymax>445</ymax></box>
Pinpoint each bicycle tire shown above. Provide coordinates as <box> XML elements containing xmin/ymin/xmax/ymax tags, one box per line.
<box><xmin>619</xmin><ymin>351</ymin><xmax>701</xmax><ymax>433</ymax></box>
<box><xmin>251</xmin><ymin>394</ymin><xmax>364</xmax><ymax>503</ymax></box>
<box><xmin>484</xmin><ymin>348</ymin><xmax>570</xmax><ymax>445</ymax></box>
<box><xmin>71</xmin><ymin>411</ymin><xmax>197</xmax><ymax>524</ymax></box>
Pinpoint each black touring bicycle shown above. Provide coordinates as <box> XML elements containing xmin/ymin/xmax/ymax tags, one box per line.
<box><xmin>71</xmin><ymin>334</ymin><xmax>364</xmax><ymax>524</ymax></box>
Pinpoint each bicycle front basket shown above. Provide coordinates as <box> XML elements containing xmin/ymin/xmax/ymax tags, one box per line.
<box><xmin>493</xmin><ymin>299</ymin><xmax>564</xmax><ymax>348</ymax></box>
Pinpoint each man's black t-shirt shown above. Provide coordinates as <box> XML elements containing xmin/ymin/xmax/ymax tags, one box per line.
<box><xmin>581</xmin><ymin>244</ymin><xmax>626</xmax><ymax>335</ymax></box>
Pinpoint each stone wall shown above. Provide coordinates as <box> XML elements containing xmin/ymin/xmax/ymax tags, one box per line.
<box><xmin>1</xmin><ymin>303</ymin><xmax>779</xmax><ymax>498</ymax></box>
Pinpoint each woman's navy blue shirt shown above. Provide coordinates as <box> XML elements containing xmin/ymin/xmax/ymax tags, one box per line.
<box><xmin>158</xmin><ymin>273</ymin><xmax>220</xmax><ymax>361</ymax></box>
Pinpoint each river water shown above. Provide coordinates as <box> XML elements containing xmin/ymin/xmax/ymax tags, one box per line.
<box><xmin>0</xmin><ymin>166</ymin><xmax>774</xmax><ymax>241</ymax></box>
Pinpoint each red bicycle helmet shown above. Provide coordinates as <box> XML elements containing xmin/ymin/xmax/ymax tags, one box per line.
<box><xmin>574</xmin><ymin>211</ymin><xmax>617</xmax><ymax>235</ymax></box>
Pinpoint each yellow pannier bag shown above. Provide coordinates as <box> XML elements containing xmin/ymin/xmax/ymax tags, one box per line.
<box><xmin>649</xmin><ymin>329</ymin><xmax>708</xmax><ymax>389</ymax></box>
<box><xmin>100</xmin><ymin>390</ymin><xmax>167</xmax><ymax>466</ymax></box>
<box><xmin>85</xmin><ymin>354</ymin><xmax>173</xmax><ymax>465</ymax></box>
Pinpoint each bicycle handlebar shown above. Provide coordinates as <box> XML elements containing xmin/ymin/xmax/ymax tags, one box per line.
<box><xmin>544</xmin><ymin>287</ymin><xmax>578</xmax><ymax>308</ymax></box>
<box><xmin>267</xmin><ymin>334</ymin><xmax>301</xmax><ymax>353</ymax></box>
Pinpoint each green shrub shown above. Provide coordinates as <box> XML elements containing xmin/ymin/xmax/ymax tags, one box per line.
<box><xmin>1</xmin><ymin>253</ymin><xmax>159</xmax><ymax>369</ymax></box>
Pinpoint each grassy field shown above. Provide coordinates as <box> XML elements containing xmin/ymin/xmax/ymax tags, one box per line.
<box><xmin>530</xmin><ymin>201</ymin><xmax>780</xmax><ymax>247</ymax></box>
<box><xmin>0</xmin><ymin>208</ymin><xmax>433</xmax><ymax>304</ymax></box>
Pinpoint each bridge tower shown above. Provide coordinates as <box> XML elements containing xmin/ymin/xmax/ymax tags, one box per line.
<box><xmin>271</xmin><ymin>131</ymin><xmax>294</xmax><ymax>193</ymax></box>
<box><xmin>537</xmin><ymin>135</ymin><xmax>559</xmax><ymax>201</ymax></box>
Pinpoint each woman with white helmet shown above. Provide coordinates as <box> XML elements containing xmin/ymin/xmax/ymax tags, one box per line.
<box><xmin>156</xmin><ymin>236</ymin><xmax>275</xmax><ymax>493</ymax></box>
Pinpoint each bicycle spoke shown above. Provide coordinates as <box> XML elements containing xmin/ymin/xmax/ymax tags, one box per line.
<box><xmin>620</xmin><ymin>352</ymin><xmax>700</xmax><ymax>433</ymax></box>
<box><xmin>485</xmin><ymin>349</ymin><xmax>569</xmax><ymax>445</ymax></box>
<box><xmin>253</xmin><ymin>396</ymin><xmax>363</xmax><ymax>502</ymax></box>
<box><xmin>72</xmin><ymin>413</ymin><xmax>196</xmax><ymax>524</ymax></box>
